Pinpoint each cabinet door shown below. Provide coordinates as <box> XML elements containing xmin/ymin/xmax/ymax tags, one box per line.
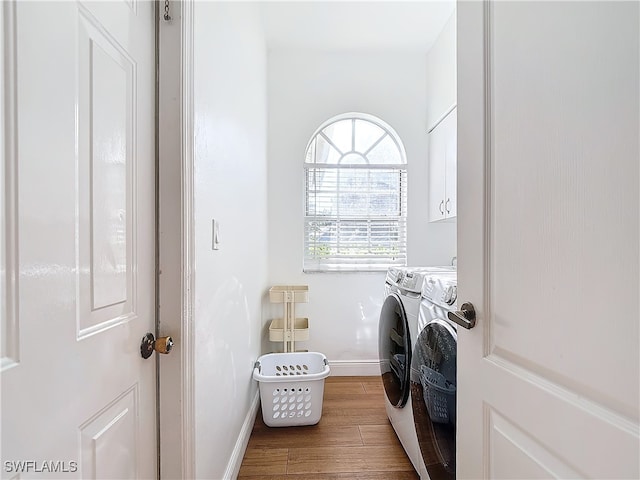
<box><xmin>444</xmin><ymin>108</ymin><xmax>457</xmax><ymax>218</ymax></box>
<box><xmin>428</xmin><ymin>121</ymin><xmax>447</xmax><ymax>221</ymax></box>
<box><xmin>428</xmin><ymin>107</ymin><xmax>457</xmax><ymax>222</ymax></box>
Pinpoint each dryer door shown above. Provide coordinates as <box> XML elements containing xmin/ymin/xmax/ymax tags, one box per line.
<box><xmin>379</xmin><ymin>293</ymin><xmax>411</xmax><ymax>408</ymax></box>
<box><xmin>411</xmin><ymin>318</ymin><xmax>457</xmax><ymax>480</ymax></box>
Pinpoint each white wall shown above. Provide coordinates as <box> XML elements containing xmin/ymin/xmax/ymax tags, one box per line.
<box><xmin>192</xmin><ymin>3</ymin><xmax>268</xmax><ymax>478</ymax></box>
<box><xmin>426</xmin><ymin>11</ymin><xmax>457</xmax><ymax>129</ymax></box>
<box><xmin>266</xmin><ymin>51</ymin><xmax>456</xmax><ymax>371</ymax></box>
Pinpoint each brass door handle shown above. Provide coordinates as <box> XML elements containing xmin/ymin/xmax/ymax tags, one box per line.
<box><xmin>140</xmin><ymin>333</ymin><xmax>174</xmax><ymax>359</ymax></box>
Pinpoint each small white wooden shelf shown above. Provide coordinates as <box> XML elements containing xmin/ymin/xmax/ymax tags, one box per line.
<box><xmin>268</xmin><ymin>318</ymin><xmax>309</xmax><ymax>342</ymax></box>
<box><xmin>268</xmin><ymin>285</ymin><xmax>309</xmax><ymax>352</ymax></box>
<box><xmin>269</xmin><ymin>285</ymin><xmax>309</xmax><ymax>303</ymax></box>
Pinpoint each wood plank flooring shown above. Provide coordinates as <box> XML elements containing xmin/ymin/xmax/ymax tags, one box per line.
<box><xmin>238</xmin><ymin>376</ymin><xmax>419</xmax><ymax>479</ymax></box>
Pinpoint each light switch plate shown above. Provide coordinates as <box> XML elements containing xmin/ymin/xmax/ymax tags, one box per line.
<box><xmin>212</xmin><ymin>219</ymin><xmax>220</xmax><ymax>250</ymax></box>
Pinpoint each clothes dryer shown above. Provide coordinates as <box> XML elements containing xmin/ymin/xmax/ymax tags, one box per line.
<box><xmin>379</xmin><ymin>266</ymin><xmax>454</xmax><ymax>476</ymax></box>
<box><xmin>410</xmin><ymin>271</ymin><xmax>458</xmax><ymax>480</ymax></box>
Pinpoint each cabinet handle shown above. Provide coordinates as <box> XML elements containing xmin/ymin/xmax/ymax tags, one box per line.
<box><xmin>439</xmin><ymin>200</ymin><xmax>444</xmax><ymax>215</ymax></box>
<box><xmin>445</xmin><ymin>198</ymin><xmax>451</xmax><ymax>214</ymax></box>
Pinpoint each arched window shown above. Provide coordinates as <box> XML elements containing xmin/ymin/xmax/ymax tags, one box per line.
<box><xmin>304</xmin><ymin>113</ymin><xmax>407</xmax><ymax>272</ymax></box>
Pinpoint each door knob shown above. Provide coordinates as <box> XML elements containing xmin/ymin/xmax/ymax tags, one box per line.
<box><xmin>447</xmin><ymin>302</ymin><xmax>476</xmax><ymax>329</ymax></box>
<box><xmin>140</xmin><ymin>333</ymin><xmax>174</xmax><ymax>359</ymax></box>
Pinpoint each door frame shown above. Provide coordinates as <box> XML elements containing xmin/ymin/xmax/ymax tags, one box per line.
<box><xmin>456</xmin><ymin>1</ymin><xmax>489</xmax><ymax>473</ymax></box>
<box><xmin>157</xmin><ymin>1</ymin><xmax>196</xmax><ymax>478</ymax></box>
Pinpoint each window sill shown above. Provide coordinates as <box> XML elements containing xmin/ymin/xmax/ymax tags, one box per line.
<box><xmin>303</xmin><ymin>266</ymin><xmax>404</xmax><ymax>274</ymax></box>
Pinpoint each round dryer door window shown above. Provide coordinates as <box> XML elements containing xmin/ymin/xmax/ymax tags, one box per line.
<box><xmin>378</xmin><ymin>293</ymin><xmax>411</xmax><ymax>408</ymax></box>
<box><xmin>411</xmin><ymin>318</ymin><xmax>457</xmax><ymax>480</ymax></box>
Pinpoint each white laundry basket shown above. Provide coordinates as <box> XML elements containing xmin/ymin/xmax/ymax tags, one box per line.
<box><xmin>253</xmin><ymin>352</ymin><xmax>330</xmax><ymax>427</ymax></box>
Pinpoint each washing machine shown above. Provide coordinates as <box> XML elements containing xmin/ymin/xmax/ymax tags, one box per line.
<box><xmin>410</xmin><ymin>271</ymin><xmax>458</xmax><ymax>480</ymax></box>
<box><xmin>379</xmin><ymin>266</ymin><xmax>454</xmax><ymax>476</ymax></box>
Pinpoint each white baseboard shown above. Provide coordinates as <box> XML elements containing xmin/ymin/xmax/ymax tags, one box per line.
<box><xmin>328</xmin><ymin>359</ymin><xmax>380</xmax><ymax>376</ymax></box>
<box><xmin>223</xmin><ymin>389</ymin><xmax>260</xmax><ymax>480</ymax></box>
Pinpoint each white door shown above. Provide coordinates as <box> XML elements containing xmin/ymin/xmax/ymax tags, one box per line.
<box><xmin>1</xmin><ymin>1</ymin><xmax>156</xmax><ymax>478</ymax></box>
<box><xmin>457</xmin><ymin>1</ymin><xmax>639</xmax><ymax>478</ymax></box>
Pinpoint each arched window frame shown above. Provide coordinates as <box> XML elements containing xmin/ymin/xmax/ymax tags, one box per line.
<box><xmin>303</xmin><ymin>113</ymin><xmax>408</xmax><ymax>272</ymax></box>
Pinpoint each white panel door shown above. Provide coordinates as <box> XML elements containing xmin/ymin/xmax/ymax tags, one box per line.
<box><xmin>457</xmin><ymin>1</ymin><xmax>639</xmax><ymax>479</ymax></box>
<box><xmin>1</xmin><ymin>1</ymin><xmax>156</xmax><ymax>478</ymax></box>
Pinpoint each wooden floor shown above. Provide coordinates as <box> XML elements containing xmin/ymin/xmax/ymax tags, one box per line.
<box><xmin>238</xmin><ymin>376</ymin><xmax>419</xmax><ymax>479</ymax></box>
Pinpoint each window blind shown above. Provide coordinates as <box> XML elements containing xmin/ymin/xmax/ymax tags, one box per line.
<box><xmin>304</xmin><ymin>165</ymin><xmax>407</xmax><ymax>271</ymax></box>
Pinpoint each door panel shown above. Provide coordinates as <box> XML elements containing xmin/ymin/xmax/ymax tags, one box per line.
<box><xmin>79</xmin><ymin>386</ymin><xmax>139</xmax><ymax>479</ymax></box>
<box><xmin>489</xmin><ymin>1</ymin><xmax>638</xmax><ymax>419</ymax></box>
<box><xmin>77</xmin><ymin>6</ymin><xmax>137</xmax><ymax>339</ymax></box>
<box><xmin>487</xmin><ymin>409</ymin><xmax>583</xmax><ymax>479</ymax></box>
<box><xmin>1</xmin><ymin>2</ymin><xmax>156</xmax><ymax>478</ymax></box>
<box><xmin>457</xmin><ymin>1</ymin><xmax>639</xmax><ymax>478</ymax></box>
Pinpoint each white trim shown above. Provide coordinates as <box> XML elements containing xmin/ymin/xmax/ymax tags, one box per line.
<box><xmin>157</xmin><ymin>0</ymin><xmax>195</xmax><ymax>477</ymax></box>
<box><xmin>427</xmin><ymin>103</ymin><xmax>457</xmax><ymax>134</ymax></box>
<box><xmin>328</xmin><ymin>359</ymin><xmax>381</xmax><ymax>377</ymax></box>
<box><xmin>180</xmin><ymin>0</ymin><xmax>196</xmax><ymax>478</ymax></box>
<box><xmin>305</xmin><ymin>112</ymin><xmax>407</xmax><ymax>162</ymax></box>
<box><xmin>1</xmin><ymin>0</ymin><xmax>19</xmax><ymax>372</ymax></box>
<box><xmin>223</xmin><ymin>391</ymin><xmax>260</xmax><ymax>480</ymax></box>
<box><xmin>483</xmin><ymin>0</ymin><xmax>493</xmax><ymax>359</ymax></box>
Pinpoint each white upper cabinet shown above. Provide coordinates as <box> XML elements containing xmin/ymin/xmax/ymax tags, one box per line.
<box><xmin>426</xmin><ymin>12</ymin><xmax>456</xmax><ymax>130</ymax></box>
<box><xmin>444</xmin><ymin>108</ymin><xmax>457</xmax><ymax>219</ymax></box>
<box><xmin>426</xmin><ymin>9</ymin><xmax>457</xmax><ymax>222</ymax></box>
<box><xmin>428</xmin><ymin>107</ymin><xmax>457</xmax><ymax>222</ymax></box>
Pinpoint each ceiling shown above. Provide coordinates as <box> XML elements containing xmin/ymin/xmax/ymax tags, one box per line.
<box><xmin>259</xmin><ymin>1</ymin><xmax>456</xmax><ymax>52</ymax></box>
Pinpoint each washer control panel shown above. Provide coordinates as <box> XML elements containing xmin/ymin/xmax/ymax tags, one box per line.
<box><xmin>400</xmin><ymin>272</ymin><xmax>422</xmax><ymax>292</ymax></box>
<box><xmin>386</xmin><ymin>267</ymin><xmax>457</xmax><ymax>296</ymax></box>
<box><xmin>422</xmin><ymin>273</ymin><xmax>458</xmax><ymax>307</ymax></box>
